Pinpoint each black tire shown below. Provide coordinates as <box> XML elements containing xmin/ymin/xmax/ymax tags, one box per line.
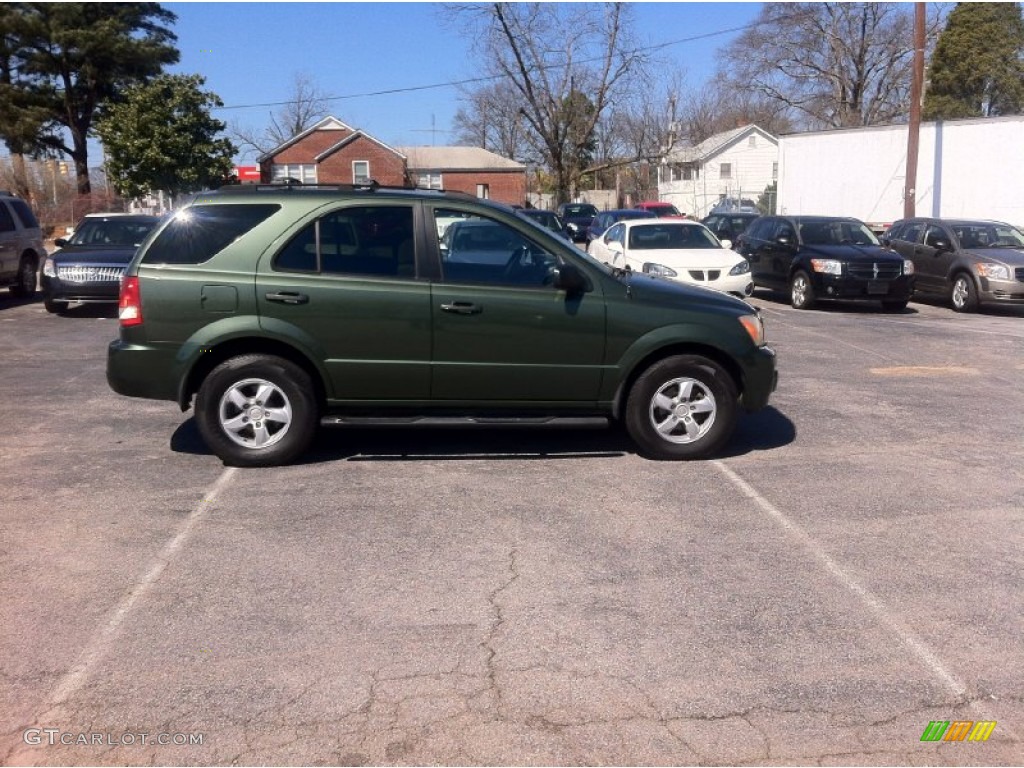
<box><xmin>881</xmin><ymin>300</ymin><xmax>908</xmax><ymax>312</ymax></box>
<box><xmin>950</xmin><ymin>272</ymin><xmax>979</xmax><ymax>313</ymax></box>
<box><xmin>9</xmin><ymin>256</ymin><xmax>37</xmax><ymax>298</ymax></box>
<box><xmin>624</xmin><ymin>355</ymin><xmax>738</xmax><ymax>460</ymax></box>
<box><xmin>790</xmin><ymin>270</ymin><xmax>816</xmax><ymax>310</ymax></box>
<box><xmin>44</xmin><ymin>296</ymin><xmax>68</xmax><ymax>314</ymax></box>
<box><xmin>195</xmin><ymin>354</ymin><xmax>318</xmax><ymax>467</ymax></box>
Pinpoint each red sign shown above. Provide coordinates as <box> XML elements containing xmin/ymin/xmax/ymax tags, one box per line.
<box><xmin>235</xmin><ymin>166</ymin><xmax>261</xmax><ymax>182</ymax></box>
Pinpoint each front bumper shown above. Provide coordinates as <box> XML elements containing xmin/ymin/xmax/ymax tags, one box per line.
<box><xmin>740</xmin><ymin>344</ymin><xmax>778</xmax><ymax>412</ymax></box>
<box><xmin>978</xmin><ymin>276</ymin><xmax>1024</xmax><ymax>304</ymax></box>
<box><xmin>810</xmin><ymin>273</ymin><xmax>914</xmax><ymax>302</ymax></box>
<box><xmin>42</xmin><ymin>272</ymin><xmax>123</xmax><ymax>303</ymax></box>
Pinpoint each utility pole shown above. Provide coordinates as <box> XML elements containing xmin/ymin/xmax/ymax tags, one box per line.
<box><xmin>904</xmin><ymin>2</ymin><xmax>926</xmax><ymax>218</ymax></box>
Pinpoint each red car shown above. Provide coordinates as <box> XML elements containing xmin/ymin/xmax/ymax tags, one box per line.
<box><xmin>634</xmin><ymin>201</ymin><xmax>686</xmax><ymax>218</ymax></box>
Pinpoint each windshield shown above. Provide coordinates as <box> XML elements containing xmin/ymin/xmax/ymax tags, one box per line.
<box><xmin>798</xmin><ymin>219</ymin><xmax>879</xmax><ymax>246</ymax></box>
<box><xmin>952</xmin><ymin>223</ymin><xmax>1024</xmax><ymax>249</ymax></box>
<box><xmin>562</xmin><ymin>204</ymin><xmax>598</xmax><ymax>217</ymax></box>
<box><xmin>69</xmin><ymin>218</ymin><xmax>157</xmax><ymax>246</ymax></box>
<box><xmin>628</xmin><ymin>223</ymin><xmax>720</xmax><ymax>250</ymax></box>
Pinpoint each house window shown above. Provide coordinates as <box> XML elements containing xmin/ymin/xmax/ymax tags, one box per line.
<box><xmin>352</xmin><ymin>161</ymin><xmax>370</xmax><ymax>184</ymax></box>
<box><xmin>476</xmin><ymin>183</ymin><xmax>490</xmax><ymax>199</ymax></box>
<box><xmin>720</xmin><ymin>163</ymin><xmax>732</xmax><ymax>180</ymax></box>
<box><xmin>271</xmin><ymin>163</ymin><xmax>317</xmax><ymax>185</ymax></box>
<box><xmin>682</xmin><ymin>164</ymin><xmax>695</xmax><ymax>181</ymax></box>
<box><xmin>772</xmin><ymin>162</ymin><xmax>778</xmax><ymax>180</ymax></box>
<box><xmin>416</xmin><ymin>172</ymin><xmax>443</xmax><ymax>190</ymax></box>
<box><xmin>749</xmin><ymin>136</ymin><xmax>757</xmax><ymax>147</ymax></box>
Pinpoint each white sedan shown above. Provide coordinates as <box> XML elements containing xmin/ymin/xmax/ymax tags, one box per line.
<box><xmin>588</xmin><ymin>219</ymin><xmax>753</xmax><ymax>297</ymax></box>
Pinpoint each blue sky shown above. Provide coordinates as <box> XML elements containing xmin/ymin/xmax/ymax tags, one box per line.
<box><xmin>165</xmin><ymin>2</ymin><xmax>764</xmax><ymax>163</ymax></box>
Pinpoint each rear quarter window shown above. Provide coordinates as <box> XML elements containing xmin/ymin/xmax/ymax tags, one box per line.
<box><xmin>142</xmin><ymin>204</ymin><xmax>280</xmax><ymax>264</ymax></box>
<box><xmin>10</xmin><ymin>200</ymin><xmax>40</xmax><ymax>229</ymax></box>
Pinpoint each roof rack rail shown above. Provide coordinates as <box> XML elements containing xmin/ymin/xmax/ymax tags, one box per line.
<box><xmin>215</xmin><ymin>180</ymin><xmax>487</xmax><ymax>202</ymax></box>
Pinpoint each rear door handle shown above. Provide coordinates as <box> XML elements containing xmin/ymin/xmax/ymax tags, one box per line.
<box><xmin>265</xmin><ymin>291</ymin><xmax>309</xmax><ymax>305</ymax></box>
<box><xmin>440</xmin><ymin>301</ymin><xmax>482</xmax><ymax>315</ymax></box>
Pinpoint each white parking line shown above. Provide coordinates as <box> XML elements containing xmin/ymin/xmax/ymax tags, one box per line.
<box><xmin>712</xmin><ymin>459</ymin><xmax>1018</xmax><ymax>739</ymax></box>
<box><xmin>31</xmin><ymin>467</ymin><xmax>238</xmax><ymax>719</ymax></box>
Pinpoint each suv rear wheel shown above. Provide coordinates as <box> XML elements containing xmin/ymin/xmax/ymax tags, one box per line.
<box><xmin>195</xmin><ymin>354</ymin><xmax>318</xmax><ymax>467</ymax></box>
<box><xmin>624</xmin><ymin>355</ymin><xmax>737</xmax><ymax>460</ymax></box>
<box><xmin>10</xmin><ymin>255</ymin><xmax>37</xmax><ymax>298</ymax></box>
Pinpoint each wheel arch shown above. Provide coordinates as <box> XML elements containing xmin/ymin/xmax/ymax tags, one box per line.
<box><xmin>178</xmin><ymin>337</ymin><xmax>327</xmax><ymax>412</ymax></box>
<box><xmin>611</xmin><ymin>342</ymin><xmax>743</xmax><ymax>421</ymax></box>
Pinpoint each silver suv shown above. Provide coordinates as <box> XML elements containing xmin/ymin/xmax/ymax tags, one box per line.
<box><xmin>0</xmin><ymin>191</ymin><xmax>46</xmax><ymax>298</ymax></box>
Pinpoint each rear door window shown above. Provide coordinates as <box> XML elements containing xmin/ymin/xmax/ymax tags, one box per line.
<box><xmin>143</xmin><ymin>204</ymin><xmax>280</xmax><ymax>264</ymax></box>
<box><xmin>9</xmin><ymin>200</ymin><xmax>39</xmax><ymax>229</ymax></box>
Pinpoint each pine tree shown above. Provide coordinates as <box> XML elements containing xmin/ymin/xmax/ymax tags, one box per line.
<box><xmin>0</xmin><ymin>3</ymin><xmax>179</xmax><ymax>194</ymax></box>
<box><xmin>924</xmin><ymin>3</ymin><xmax>1024</xmax><ymax>119</ymax></box>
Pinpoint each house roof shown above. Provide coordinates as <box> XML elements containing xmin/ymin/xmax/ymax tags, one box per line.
<box><xmin>256</xmin><ymin>116</ymin><xmax>354</xmax><ymax>163</ymax></box>
<box><xmin>664</xmin><ymin>124</ymin><xmax>777</xmax><ymax>164</ymax></box>
<box><xmin>397</xmin><ymin>146</ymin><xmax>526</xmax><ymax>172</ymax></box>
<box><xmin>315</xmin><ymin>131</ymin><xmax>406</xmax><ymax>162</ymax></box>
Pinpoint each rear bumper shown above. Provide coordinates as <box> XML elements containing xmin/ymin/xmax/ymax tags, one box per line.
<box><xmin>106</xmin><ymin>338</ymin><xmax>179</xmax><ymax>402</ymax></box>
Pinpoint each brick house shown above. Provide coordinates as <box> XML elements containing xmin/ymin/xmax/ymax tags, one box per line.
<box><xmin>258</xmin><ymin>116</ymin><xmax>526</xmax><ymax>205</ymax></box>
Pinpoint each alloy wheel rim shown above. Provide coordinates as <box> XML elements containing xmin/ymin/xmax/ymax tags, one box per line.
<box><xmin>648</xmin><ymin>377</ymin><xmax>717</xmax><ymax>444</ymax></box>
<box><xmin>218</xmin><ymin>378</ymin><xmax>293</xmax><ymax>449</ymax></box>
<box><xmin>952</xmin><ymin>278</ymin><xmax>967</xmax><ymax>308</ymax></box>
<box><xmin>793</xmin><ymin>276</ymin><xmax>807</xmax><ymax>306</ymax></box>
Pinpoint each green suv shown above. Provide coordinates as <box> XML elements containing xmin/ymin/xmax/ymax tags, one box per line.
<box><xmin>107</xmin><ymin>185</ymin><xmax>777</xmax><ymax>467</ymax></box>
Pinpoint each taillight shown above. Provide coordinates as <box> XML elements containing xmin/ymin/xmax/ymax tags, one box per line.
<box><xmin>119</xmin><ymin>276</ymin><xmax>143</xmax><ymax>327</ymax></box>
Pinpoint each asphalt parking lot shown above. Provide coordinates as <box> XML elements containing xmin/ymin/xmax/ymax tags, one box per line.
<box><xmin>1</xmin><ymin>290</ymin><xmax>1022</xmax><ymax>766</ymax></box>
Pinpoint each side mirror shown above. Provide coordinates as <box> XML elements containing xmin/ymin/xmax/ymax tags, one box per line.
<box><xmin>551</xmin><ymin>262</ymin><xmax>590</xmax><ymax>294</ymax></box>
<box><xmin>930</xmin><ymin>238</ymin><xmax>951</xmax><ymax>252</ymax></box>
<box><xmin>54</xmin><ymin>238</ymin><xmax>68</xmax><ymax>248</ymax></box>
<box><xmin>720</xmin><ymin>239</ymin><xmax>733</xmax><ymax>250</ymax></box>
<box><xmin>776</xmin><ymin>235</ymin><xmax>792</xmax><ymax>245</ymax></box>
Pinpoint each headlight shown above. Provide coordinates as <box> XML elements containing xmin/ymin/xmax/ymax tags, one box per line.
<box><xmin>643</xmin><ymin>262</ymin><xmax>677</xmax><ymax>277</ymax></box>
<box><xmin>810</xmin><ymin>258</ymin><xmax>842</xmax><ymax>275</ymax></box>
<box><xmin>729</xmin><ymin>259</ymin><xmax>751</xmax><ymax>276</ymax></box>
<box><xmin>43</xmin><ymin>258</ymin><xmax>56</xmax><ymax>277</ymax></box>
<box><xmin>974</xmin><ymin>263</ymin><xmax>1010</xmax><ymax>280</ymax></box>
<box><xmin>903</xmin><ymin>260</ymin><xmax>915</xmax><ymax>275</ymax></box>
<box><xmin>739</xmin><ymin>314</ymin><xmax>765</xmax><ymax>346</ymax></box>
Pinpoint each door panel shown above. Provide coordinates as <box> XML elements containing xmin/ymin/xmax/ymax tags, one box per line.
<box><xmin>430</xmin><ymin>282</ymin><xmax>606</xmax><ymax>403</ymax></box>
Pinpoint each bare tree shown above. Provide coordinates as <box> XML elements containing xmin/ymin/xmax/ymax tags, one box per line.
<box><xmin>453</xmin><ymin>81</ymin><xmax>535</xmax><ymax>162</ymax></box>
<box><xmin>232</xmin><ymin>72</ymin><xmax>331</xmax><ymax>157</ymax></box>
<box><xmin>447</xmin><ymin>3</ymin><xmax>645</xmax><ymax>204</ymax></box>
<box><xmin>679</xmin><ymin>81</ymin><xmax>794</xmax><ymax>145</ymax></box>
<box><xmin>716</xmin><ymin>3</ymin><xmax>941</xmax><ymax>130</ymax></box>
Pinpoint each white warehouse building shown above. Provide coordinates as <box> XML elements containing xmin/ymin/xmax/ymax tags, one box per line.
<box><xmin>777</xmin><ymin>115</ymin><xmax>1024</xmax><ymax>229</ymax></box>
<box><xmin>657</xmin><ymin>124</ymin><xmax>779</xmax><ymax>219</ymax></box>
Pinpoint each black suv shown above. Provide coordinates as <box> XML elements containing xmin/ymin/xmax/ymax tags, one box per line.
<box><xmin>0</xmin><ymin>191</ymin><xmax>46</xmax><ymax>299</ymax></box>
<box><xmin>737</xmin><ymin>215</ymin><xmax>914</xmax><ymax>310</ymax></box>
<box><xmin>555</xmin><ymin>202</ymin><xmax>599</xmax><ymax>243</ymax></box>
<box><xmin>107</xmin><ymin>184</ymin><xmax>777</xmax><ymax>467</ymax></box>
<box><xmin>883</xmin><ymin>217</ymin><xmax>1024</xmax><ymax>312</ymax></box>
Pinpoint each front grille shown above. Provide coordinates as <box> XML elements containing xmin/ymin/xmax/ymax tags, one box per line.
<box><xmin>1015</xmin><ymin>267</ymin><xmax>1024</xmax><ymax>282</ymax></box>
<box><xmin>847</xmin><ymin>262</ymin><xmax>902</xmax><ymax>280</ymax></box>
<box><xmin>687</xmin><ymin>270</ymin><xmax>722</xmax><ymax>281</ymax></box>
<box><xmin>56</xmin><ymin>264</ymin><xmax>126</xmax><ymax>283</ymax></box>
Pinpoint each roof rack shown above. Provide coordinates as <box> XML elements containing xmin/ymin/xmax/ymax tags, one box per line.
<box><xmin>215</xmin><ymin>180</ymin><xmax>484</xmax><ymax>201</ymax></box>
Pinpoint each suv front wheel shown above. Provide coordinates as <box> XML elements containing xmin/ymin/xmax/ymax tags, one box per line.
<box><xmin>624</xmin><ymin>355</ymin><xmax>737</xmax><ymax>460</ymax></box>
<box><xmin>195</xmin><ymin>354</ymin><xmax>318</xmax><ymax>467</ymax></box>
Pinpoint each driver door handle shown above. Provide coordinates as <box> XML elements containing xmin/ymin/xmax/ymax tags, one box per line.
<box><xmin>440</xmin><ymin>301</ymin><xmax>483</xmax><ymax>315</ymax></box>
<box><xmin>265</xmin><ymin>291</ymin><xmax>309</xmax><ymax>305</ymax></box>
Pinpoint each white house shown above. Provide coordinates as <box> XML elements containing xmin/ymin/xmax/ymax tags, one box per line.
<box><xmin>658</xmin><ymin>124</ymin><xmax>779</xmax><ymax>218</ymax></box>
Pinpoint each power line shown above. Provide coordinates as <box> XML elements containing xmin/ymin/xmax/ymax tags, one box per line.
<box><xmin>214</xmin><ymin>14</ymin><xmax>801</xmax><ymax>113</ymax></box>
